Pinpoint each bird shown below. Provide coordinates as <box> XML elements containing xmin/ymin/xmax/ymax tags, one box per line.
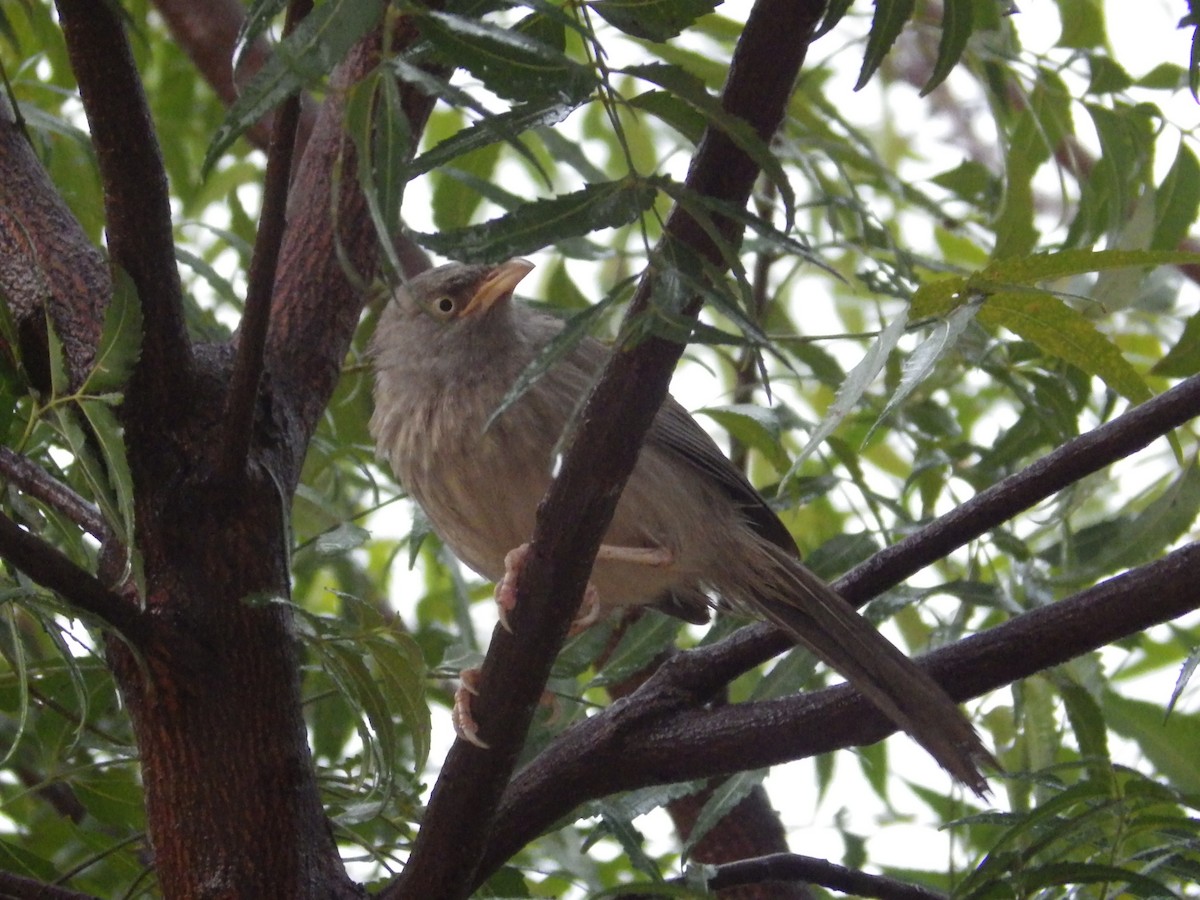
<box><xmin>369</xmin><ymin>257</ymin><xmax>995</xmax><ymax>795</ymax></box>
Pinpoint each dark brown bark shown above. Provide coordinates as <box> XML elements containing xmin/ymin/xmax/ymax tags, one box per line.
<box><xmin>30</xmin><ymin>5</ymin><xmax>410</xmax><ymax>896</ymax></box>
<box><xmin>0</xmin><ymin>101</ymin><xmax>107</xmax><ymax>391</ymax></box>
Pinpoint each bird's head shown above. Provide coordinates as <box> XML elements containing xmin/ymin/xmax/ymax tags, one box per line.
<box><xmin>371</xmin><ymin>257</ymin><xmax>538</xmax><ymax>380</ymax></box>
<box><xmin>397</xmin><ymin>258</ymin><xmax>535</xmax><ymax>324</ymax></box>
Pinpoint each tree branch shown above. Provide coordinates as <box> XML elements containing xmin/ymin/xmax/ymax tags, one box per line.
<box><xmin>475</xmin><ymin>540</ymin><xmax>1200</xmax><ymax>883</ymax></box>
<box><xmin>0</xmin><ymin>447</ymin><xmax>108</xmax><ymax>541</ymax></box>
<box><xmin>220</xmin><ymin>0</ymin><xmax>312</xmax><ymax>482</ymax></box>
<box><xmin>263</xmin><ymin>16</ymin><xmax>435</xmax><ymax>490</ymax></box>
<box><xmin>0</xmin><ymin>510</ymin><xmax>144</xmax><ymax>642</ymax></box>
<box><xmin>55</xmin><ymin>0</ymin><xmax>194</xmax><ymax>414</ymax></box>
<box><xmin>0</xmin><ymin>870</ymin><xmax>102</xmax><ymax>900</ymax></box>
<box><xmin>390</xmin><ymin>2</ymin><xmax>827</xmax><ymax>897</ymax></box>
<box><xmin>0</xmin><ymin>99</ymin><xmax>108</xmax><ymax>391</ymax></box>
<box><xmin>668</xmin><ymin>370</ymin><xmax>1200</xmax><ymax>696</ymax></box>
<box><xmin>694</xmin><ymin>852</ymin><xmax>945</xmax><ymax>900</ymax></box>
<box><xmin>150</xmin><ymin>0</ymin><xmax>319</xmax><ymax>154</ymax></box>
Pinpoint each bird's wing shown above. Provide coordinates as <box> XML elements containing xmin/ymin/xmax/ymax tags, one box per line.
<box><xmin>647</xmin><ymin>398</ymin><xmax>800</xmax><ymax>555</ymax></box>
<box><xmin>555</xmin><ymin>322</ymin><xmax>799</xmax><ymax>555</ymax></box>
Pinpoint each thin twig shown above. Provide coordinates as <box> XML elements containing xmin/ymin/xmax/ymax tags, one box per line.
<box><xmin>0</xmin><ymin>446</ymin><xmax>108</xmax><ymax>541</ymax></box>
<box><xmin>0</xmin><ymin>510</ymin><xmax>143</xmax><ymax>642</ymax></box>
<box><xmin>220</xmin><ymin>0</ymin><xmax>312</xmax><ymax>481</ymax></box>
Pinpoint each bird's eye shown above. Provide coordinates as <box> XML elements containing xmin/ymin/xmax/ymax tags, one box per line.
<box><xmin>435</xmin><ymin>296</ymin><xmax>455</xmax><ymax>315</ymax></box>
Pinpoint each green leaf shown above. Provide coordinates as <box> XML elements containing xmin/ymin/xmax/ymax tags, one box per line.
<box><xmin>0</xmin><ymin>840</ymin><xmax>58</xmax><ymax>882</ymax></box>
<box><xmin>363</xmin><ymin>627</ymin><xmax>430</xmax><ymax>770</ymax></box>
<box><xmin>979</xmin><ymin>291</ymin><xmax>1151</xmax><ymax>405</ymax></box>
<box><xmin>1059</xmin><ymin>682</ymin><xmax>1110</xmax><ymax>774</ymax></box>
<box><xmin>76</xmin><ymin>398</ymin><xmax>136</xmax><ymax>547</ymax></box>
<box><xmin>922</xmin><ymin>0</ymin><xmax>973</xmax><ymax>95</ymax></box>
<box><xmin>627</xmin><ymin>90</ymin><xmax>705</xmax><ymax>144</ymax></box>
<box><xmin>204</xmin><ymin>0</ymin><xmax>385</xmax><ymax>172</ymax></box>
<box><xmin>417</xmin><ymin>10</ymin><xmax>597</xmax><ymax>104</ymax></box>
<box><xmin>872</xmin><ymin>298</ymin><xmax>981</xmax><ymax>437</ymax></box>
<box><xmin>682</xmin><ymin>769</ymin><xmax>766</xmax><ymax>858</ymax></box>
<box><xmin>415</xmin><ymin>178</ymin><xmax>657</xmax><ymax>262</ymax></box>
<box><xmin>1154</xmin><ymin>309</ymin><xmax>1200</xmax><ymax>376</ymax></box>
<box><xmin>412</xmin><ymin>100</ymin><xmax>578</xmax><ymax>180</ymax></box>
<box><xmin>854</xmin><ymin>0</ymin><xmax>916</xmax><ymax>91</ymax></box>
<box><xmin>589</xmin><ymin>612</ymin><xmax>680</xmax><ymax>687</ymax></box>
<box><xmin>346</xmin><ymin>70</ymin><xmax>413</xmax><ymax>276</ymax></box>
<box><xmin>51</xmin><ymin>406</ymin><xmax>125</xmax><ymax>544</ymax></box>
<box><xmin>1102</xmin><ymin>464</ymin><xmax>1200</xmax><ymax>574</ymax></box>
<box><xmin>590</xmin><ymin>0</ymin><xmax>720</xmax><ymax>42</ymax></box>
<box><xmin>1152</xmin><ymin>143</ymin><xmax>1200</xmax><ymax>252</ymax></box>
<box><xmin>1055</xmin><ymin>0</ymin><xmax>1106</xmax><ymax>48</ymax></box>
<box><xmin>1103</xmin><ymin>691</ymin><xmax>1200</xmax><ymax>795</ymax></box>
<box><xmin>913</xmin><ymin>249</ymin><xmax>1200</xmax><ymax>403</ymax></box>
<box><xmin>1087</xmin><ymin>55</ymin><xmax>1134</xmax><ymax>94</ymax></box>
<box><xmin>789</xmin><ymin>308</ymin><xmax>909</xmax><ymax>474</ymax></box>
<box><xmin>234</xmin><ymin>0</ymin><xmax>289</xmax><ymax>73</ymax></box>
<box><xmin>81</xmin><ymin>266</ymin><xmax>142</xmax><ymax>395</ymax></box>
<box><xmin>621</xmin><ymin>63</ymin><xmax>795</xmax><ymax>225</ymax></box>
<box><xmin>696</xmin><ymin>404</ymin><xmax>789</xmax><ymax>473</ymax></box>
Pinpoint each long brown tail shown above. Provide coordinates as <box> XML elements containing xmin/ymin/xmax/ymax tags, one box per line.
<box><xmin>751</xmin><ymin>545</ymin><xmax>997</xmax><ymax>796</ymax></box>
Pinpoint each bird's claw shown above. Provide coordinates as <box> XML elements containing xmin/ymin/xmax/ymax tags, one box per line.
<box><xmin>452</xmin><ymin>667</ymin><xmax>489</xmax><ymax>749</ymax></box>
<box><xmin>494</xmin><ymin>543</ymin><xmax>530</xmax><ymax>634</ymax></box>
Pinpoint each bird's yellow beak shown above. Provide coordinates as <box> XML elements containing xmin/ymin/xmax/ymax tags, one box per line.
<box><xmin>463</xmin><ymin>258</ymin><xmax>535</xmax><ymax>317</ymax></box>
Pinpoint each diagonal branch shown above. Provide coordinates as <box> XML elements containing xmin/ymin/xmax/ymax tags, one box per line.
<box><xmin>477</xmin><ymin>540</ymin><xmax>1200</xmax><ymax>883</ymax></box>
<box><xmin>0</xmin><ymin>446</ymin><xmax>108</xmax><ymax>541</ymax></box>
<box><xmin>390</xmin><ymin>1</ymin><xmax>828</xmax><ymax>897</ymax></box>
<box><xmin>674</xmin><ymin>370</ymin><xmax>1200</xmax><ymax>696</ymax></box>
<box><xmin>55</xmin><ymin>0</ymin><xmax>194</xmax><ymax>415</ymax></box>
<box><xmin>220</xmin><ymin>0</ymin><xmax>312</xmax><ymax>481</ymax></box>
<box><xmin>0</xmin><ymin>871</ymin><xmax>102</xmax><ymax>900</ymax></box>
<box><xmin>694</xmin><ymin>852</ymin><xmax>945</xmax><ymax>900</ymax></box>
<box><xmin>0</xmin><ymin>510</ymin><xmax>144</xmax><ymax>642</ymax></box>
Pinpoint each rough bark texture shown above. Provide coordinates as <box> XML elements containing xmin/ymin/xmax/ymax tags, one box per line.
<box><xmin>0</xmin><ymin>101</ymin><xmax>107</xmax><ymax>390</ymax></box>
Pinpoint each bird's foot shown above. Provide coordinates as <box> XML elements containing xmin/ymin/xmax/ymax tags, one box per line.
<box><xmin>594</xmin><ymin>544</ymin><xmax>675</xmax><ymax>568</ymax></box>
<box><xmin>494</xmin><ymin>542</ymin><xmax>674</xmax><ymax>635</ymax></box>
<box><xmin>567</xmin><ymin>584</ymin><xmax>602</xmax><ymax>636</ymax></box>
<box><xmin>452</xmin><ymin>667</ymin><xmax>488</xmax><ymax>749</ymax></box>
<box><xmin>452</xmin><ymin>667</ymin><xmax>562</xmax><ymax>747</ymax></box>
<box><xmin>494</xmin><ymin>543</ymin><xmax>530</xmax><ymax>633</ymax></box>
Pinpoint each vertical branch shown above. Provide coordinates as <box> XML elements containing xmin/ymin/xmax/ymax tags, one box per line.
<box><xmin>220</xmin><ymin>0</ymin><xmax>313</xmax><ymax>481</ymax></box>
<box><xmin>263</xmin><ymin>17</ymin><xmax>437</xmax><ymax>488</ymax></box>
<box><xmin>55</xmin><ymin>0</ymin><xmax>194</xmax><ymax>412</ymax></box>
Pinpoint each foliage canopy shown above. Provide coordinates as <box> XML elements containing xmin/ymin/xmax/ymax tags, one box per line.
<box><xmin>0</xmin><ymin>0</ymin><xmax>1199</xmax><ymax>897</ymax></box>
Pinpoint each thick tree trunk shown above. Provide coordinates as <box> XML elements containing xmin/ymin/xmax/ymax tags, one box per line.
<box><xmin>106</xmin><ymin>354</ymin><xmax>359</xmax><ymax>898</ymax></box>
